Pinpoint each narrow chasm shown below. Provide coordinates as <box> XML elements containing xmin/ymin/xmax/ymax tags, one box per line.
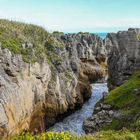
<box><xmin>48</xmin><ymin>83</ymin><xmax>108</xmax><ymax>134</ymax></box>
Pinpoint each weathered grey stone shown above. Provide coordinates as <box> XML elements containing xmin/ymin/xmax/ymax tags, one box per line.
<box><xmin>0</xmin><ymin>103</ymin><xmax>8</xmax><ymax>127</ymax></box>
<box><xmin>105</xmin><ymin>28</ymin><xmax>140</xmax><ymax>90</ymax></box>
<box><xmin>83</xmin><ymin>103</ymin><xmax>114</xmax><ymax>133</ymax></box>
<box><xmin>94</xmin><ymin>107</ymin><xmax>101</xmax><ymax>113</ymax></box>
<box><xmin>134</xmin><ymin>88</ymin><xmax>140</xmax><ymax>95</ymax></box>
<box><xmin>84</xmin><ymin>28</ymin><xmax>140</xmax><ymax>134</ymax></box>
<box><xmin>0</xmin><ymin>32</ymin><xmax>108</xmax><ymax>137</ymax></box>
<box><xmin>102</xmin><ymin>104</ymin><xmax>112</xmax><ymax>110</ymax></box>
<box><xmin>108</xmin><ymin>110</ymin><xmax>114</xmax><ymax>116</ymax></box>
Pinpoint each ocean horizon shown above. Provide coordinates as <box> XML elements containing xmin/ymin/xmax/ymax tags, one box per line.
<box><xmin>94</xmin><ymin>32</ymin><xmax>107</xmax><ymax>39</ymax></box>
<box><xmin>64</xmin><ymin>32</ymin><xmax>107</xmax><ymax>39</ymax></box>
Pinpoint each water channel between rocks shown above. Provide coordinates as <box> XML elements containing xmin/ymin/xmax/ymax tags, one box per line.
<box><xmin>48</xmin><ymin>83</ymin><xmax>108</xmax><ymax>134</ymax></box>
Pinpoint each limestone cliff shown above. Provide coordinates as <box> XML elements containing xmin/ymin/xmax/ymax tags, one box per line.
<box><xmin>0</xmin><ymin>20</ymin><xmax>107</xmax><ymax>137</ymax></box>
<box><xmin>83</xmin><ymin>28</ymin><xmax>140</xmax><ymax>133</ymax></box>
<box><xmin>105</xmin><ymin>28</ymin><xmax>140</xmax><ymax>90</ymax></box>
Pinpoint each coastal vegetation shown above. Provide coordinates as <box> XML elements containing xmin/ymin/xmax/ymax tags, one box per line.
<box><xmin>0</xmin><ymin>19</ymin><xmax>64</xmax><ymax>63</ymax></box>
<box><xmin>11</xmin><ymin>130</ymin><xmax>140</xmax><ymax>140</ymax></box>
<box><xmin>0</xmin><ymin>19</ymin><xmax>140</xmax><ymax>140</ymax></box>
<box><xmin>10</xmin><ymin>70</ymin><xmax>140</xmax><ymax>139</ymax></box>
<box><xmin>104</xmin><ymin>70</ymin><xmax>140</xmax><ymax>131</ymax></box>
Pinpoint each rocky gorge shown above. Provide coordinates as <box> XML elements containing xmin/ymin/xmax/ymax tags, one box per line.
<box><xmin>0</xmin><ymin>20</ymin><xmax>107</xmax><ymax>138</ymax></box>
<box><xmin>83</xmin><ymin>28</ymin><xmax>140</xmax><ymax>133</ymax></box>
<box><xmin>0</xmin><ymin>19</ymin><xmax>140</xmax><ymax>139</ymax></box>
<box><xmin>106</xmin><ymin>28</ymin><xmax>140</xmax><ymax>90</ymax></box>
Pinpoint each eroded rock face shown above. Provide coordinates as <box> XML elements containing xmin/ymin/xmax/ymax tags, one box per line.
<box><xmin>0</xmin><ymin>47</ymin><xmax>77</xmax><ymax>137</ymax></box>
<box><xmin>0</xmin><ymin>33</ymin><xmax>107</xmax><ymax>137</ymax></box>
<box><xmin>83</xmin><ymin>103</ymin><xmax>115</xmax><ymax>133</ymax></box>
<box><xmin>105</xmin><ymin>28</ymin><xmax>140</xmax><ymax>90</ymax></box>
<box><xmin>0</xmin><ymin>48</ymin><xmax>51</xmax><ymax>136</ymax></box>
<box><xmin>83</xmin><ymin>28</ymin><xmax>140</xmax><ymax>134</ymax></box>
<box><xmin>43</xmin><ymin>33</ymin><xmax>108</xmax><ymax>128</ymax></box>
<box><xmin>59</xmin><ymin>33</ymin><xmax>108</xmax><ymax>81</ymax></box>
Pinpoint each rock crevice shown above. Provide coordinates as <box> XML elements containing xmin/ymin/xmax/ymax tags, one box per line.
<box><xmin>0</xmin><ymin>30</ymin><xmax>107</xmax><ymax>137</ymax></box>
<box><xmin>83</xmin><ymin>28</ymin><xmax>140</xmax><ymax>134</ymax></box>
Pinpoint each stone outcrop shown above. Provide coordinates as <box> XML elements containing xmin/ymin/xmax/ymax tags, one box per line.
<box><xmin>105</xmin><ymin>28</ymin><xmax>140</xmax><ymax>90</ymax></box>
<box><xmin>0</xmin><ymin>30</ymin><xmax>107</xmax><ymax>137</ymax></box>
<box><xmin>83</xmin><ymin>28</ymin><xmax>140</xmax><ymax>134</ymax></box>
<box><xmin>0</xmin><ymin>47</ymin><xmax>51</xmax><ymax>137</ymax></box>
<box><xmin>83</xmin><ymin>103</ymin><xmax>115</xmax><ymax>133</ymax></box>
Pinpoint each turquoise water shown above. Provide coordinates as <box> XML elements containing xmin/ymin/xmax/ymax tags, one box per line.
<box><xmin>94</xmin><ymin>33</ymin><xmax>107</xmax><ymax>39</ymax></box>
<box><xmin>64</xmin><ymin>32</ymin><xmax>107</xmax><ymax>39</ymax></box>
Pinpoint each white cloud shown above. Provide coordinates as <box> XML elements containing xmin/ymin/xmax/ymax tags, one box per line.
<box><xmin>0</xmin><ymin>7</ymin><xmax>140</xmax><ymax>32</ymax></box>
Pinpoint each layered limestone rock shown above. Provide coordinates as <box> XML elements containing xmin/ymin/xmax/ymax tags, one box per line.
<box><xmin>83</xmin><ymin>103</ymin><xmax>115</xmax><ymax>133</ymax></box>
<box><xmin>83</xmin><ymin>28</ymin><xmax>140</xmax><ymax>134</ymax></box>
<box><xmin>0</xmin><ymin>29</ymin><xmax>107</xmax><ymax>137</ymax></box>
<box><xmin>44</xmin><ymin>33</ymin><xmax>108</xmax><ymax>128</ymax></box>
<box><xmin>0</xmin><ymin>47</ymin><xmax>51</xmax><ymax>137</ymax></box>
<box><xmin>59</xmin><ymin>33</ymin><xmax>107</xmax><ymax>82</ymax></box>
<box><xmin>105</xmin><ymin>28</ymin><xmax>140</xmax><ymax>90</ymax></box>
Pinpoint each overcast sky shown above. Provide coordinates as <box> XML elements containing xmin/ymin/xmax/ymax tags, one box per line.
<box><xmin>0</xmin><ymin>0</ymin><xmax>140</xmax><ymax>32</ymax></box>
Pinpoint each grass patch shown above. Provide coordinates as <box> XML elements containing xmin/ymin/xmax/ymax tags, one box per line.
<box><xmin>11</xmin><ymin>130</ymin><xmax>140</xmax><ymax>140</ymax></box>
<box><xmin>105</xmin><ymin>70</ymin><xmax>140</xmax><ymax>108</ymax></box>
<box><xmin>104</xmin><ymin>70</ymin><xmax>140</xmax><ymax>130</ymax></box>
<box><xmin>1</xmin><ymin>38</ymin><xmax>22</xmax><ymax>54</ymax></box>
<box><xmin>103</xmin><ymin>119</ymin><xmax>123</xmax><ymax>131</ymax></box>
<box><xmin>0</xmin><ymin>19</ymin><xmax>64</xmax><ymax>64</ymax></box>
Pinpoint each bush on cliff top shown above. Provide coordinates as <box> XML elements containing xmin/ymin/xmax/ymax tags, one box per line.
<box><xmin>0</xmin><ymin>19</ymin><xmax>64</xmax><ymax>63</ymax></box>
<box><xmin>104</xmin><ymin>70</ymin><xmax>140</xmax><ymax>131</ymax></box>
<box><xmin>0</xmin><ymin>19</ymin><xmax>48</xmax><ymax>42</ymax></box>
<box><xmin>11</xmin><ymin>130</ymin><xmax>140</xmax><ymax>140</ymax></box>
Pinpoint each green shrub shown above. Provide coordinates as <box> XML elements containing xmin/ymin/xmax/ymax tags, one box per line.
<box><xmin>0</xmin><ymin>19</ymin><xmax>63</xmax><ymax>64</ymax></box>
<box><xmin>11</xmin><ymin>130</ymin><xmax>140</xmax><ymax>140</ymax></box>
<box><xmin>12</xmin><ymin>132</ymin><xmax>78</xmax><ymax>140</ymax></box>
<box><xmin>1</xmin><ymin>38</ymin><xmax>21</xmax><ymax>54</ymax></box>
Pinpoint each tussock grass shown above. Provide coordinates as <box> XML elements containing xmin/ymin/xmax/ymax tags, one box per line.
<box><xmin>11</xmin><ymin>130</ymin><xmax>140</xmax><ymax>140</ymax></box>
<box><xmin>0</xmin><ymin>19</ymin><xmax>64</xmax><ymax>63</ymax></box>
<box><xmin>104</xmin><ymin>70</ymin><xmax>140</xmax><ymax>130</ymax></box>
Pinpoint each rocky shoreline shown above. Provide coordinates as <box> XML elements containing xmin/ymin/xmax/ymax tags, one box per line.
<box><xmin>83</xmin><ymin>100</ymin><xmax>115</xmax><ymax>133</ymax></box>
<box><xmin>0</xmin><ymin>20</ymin><xmax>107</xmax><ymax>137</ymax></box>
<box><xmin>0</xmin><ymin>20</ymin><xmax>140</xmax><ymax>138</ymax></box>
<box><xmin>83</xmin><ymin>28</ymin><xmax>140</xmax><ymax>134</ymax></box>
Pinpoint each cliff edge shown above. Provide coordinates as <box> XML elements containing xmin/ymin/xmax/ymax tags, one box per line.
<box><xmin>0</xmin><ymin>20</ymin><xmax>107</xmax><ymax>137</ymax></box>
